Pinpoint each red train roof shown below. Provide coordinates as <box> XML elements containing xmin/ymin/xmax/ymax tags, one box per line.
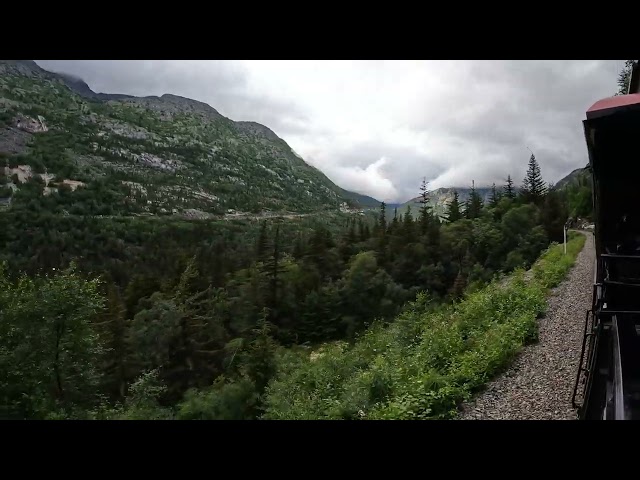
<box><xmin>586</xmin><ymin>93</ymin><xmax>640</xmax><ymax>120</ymax></box>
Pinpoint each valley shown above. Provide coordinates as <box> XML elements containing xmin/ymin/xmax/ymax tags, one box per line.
<box><xmin>0</xmin><ymin>59</ymin><xmax>605</xmax><ymax>420</ymax></box>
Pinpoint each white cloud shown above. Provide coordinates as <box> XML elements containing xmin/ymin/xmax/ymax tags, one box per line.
<box><xmin>325</xmin><ymin>156</ymin><xmax>399</xmax><ymax>202</ymax></box>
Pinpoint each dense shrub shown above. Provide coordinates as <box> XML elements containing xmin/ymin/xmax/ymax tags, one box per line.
<box><xmin>262</xmin><ymin>234</ymin><xmax>586</xmax><ymax>420</ymax></box>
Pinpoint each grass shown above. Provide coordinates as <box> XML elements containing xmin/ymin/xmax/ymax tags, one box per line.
<box><xmin>262</xmin><ymin>232</ymin><xmax>588</xmax><ymax>420</ymax></box>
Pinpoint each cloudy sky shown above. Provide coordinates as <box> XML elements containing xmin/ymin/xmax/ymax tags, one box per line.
<box><xmin>35</xmin><ymin>60</ymin><xmax>624</xmax><ymax>203</ymax></box>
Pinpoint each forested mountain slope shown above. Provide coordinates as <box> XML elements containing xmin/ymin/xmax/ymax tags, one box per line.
<box><xmin>0</xmin><ymin>60</ymin><xmax>366</xmax><ymax>216</ymax></box>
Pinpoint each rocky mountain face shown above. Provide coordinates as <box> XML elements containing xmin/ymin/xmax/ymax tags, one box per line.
<box><xmin>554</xmin><ymin>166</ymin><xmax>590</xmax><ymax>190</ymax></box>
<box><xmin>0</xmin><ymin>60</ymin><xmax>367</xmax><ymax>216</ymax></box>
<box><xmin>336</xmin><ymin>187</ymin><xmax>384</xmax><ymax>209</ymax></box>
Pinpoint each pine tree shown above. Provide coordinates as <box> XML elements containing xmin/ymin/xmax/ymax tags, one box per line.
<box><xmin>489</xmin><ymin>183</ymin><xmax>500</xmax><ymax>208</ymax></box>
<box><xmin>97</xmin><ymin>283</ymin><xmax>129</xmax><ymax>400</ymax></box>
<box><xmin>238</xmin><ymin>313</ymin><xmax>278</xmax><ymax>396</ymax></box>
<box><xmin>404</xmin><ymin>205</ymin><xmax>412</xmax><ymax>222</ymax></box>
<box><xmin>358</xmin><ymin>219</ymin><xmax>367</xmax><ymax>242</ymax></box>
<box><xmin>307</xmin><ymin>225</ymin><xmax>336</xmax><ymax>280</ymax></box>
<box><xmin>426</xmin><ymin>213</ymin><xmax>441</xmax><ymax>251</ymax></box>
<box><xmin>256</xmin><ymin>221</ymin><xmax>269</xmax><ymax>260</ymax></box>
<box><xmin>174</xmin><ymin>255</ymin><xmax>200</xmax><ymax>301</ymax></box>
<box><xmin>347</xmin><ymin>222</ymin><xmax>357</xmax><ymax>244</ymax></box>
<box><xmin>521</xmin><ymin>154</ymin><xmax>547</xmax><ymax>205</ymax></box>
<box><xmin>418</xmin><ymin>177</ymin><xmax>431</xmax><ymax>234</ymax></box>
<box><xmin>450</xmin><ymin>249</ymin><xmax>472</xmax><ymax>299</ymax></box>
<box><xmin>503</xmin><ymin>175</ymin><xmax>516</xmax><ymax>199</ymax></box>
<box><xmin>444</xmin><ymin>190</ymin><xmax>462</xmax><ymax>222</ymax></box>
<box><xmin>541</xmin><ymin>188</ymin><xmax>568</xmax><ymax>243</ymax></box>
<box><xmin>379</xmin><ymin>202</ymin><xmax>387</xmax><ymax>234</ymax></box>
<box><xmin>465</xmin><ymin>181</ymin><xmax>484</xmax><ymax>219</ymax></box>
<box><xmin>376</xmin><ymin>201</ymin><xmax>389</xmax><ymax>266</ymax></box>
<box><xmin>264</xmin><ymin>224</ymin><xmax>286</xmax><ymax>321</ymax></box>
<box><xmin>390</xmin><ymin>207</ymin><xmax>399</xmax><ymax>233</ymax></box>
<box><xmin>292</xmin><ymin>234</ymin><xmax>304</xmax><ymax>259</ymax></box>
<box><xmin>450</xmin><ymin>268</ymin><xmax>467</xmax><ymax>299</ymax></box>
<box><xmin>617</xmin><ymin>60</ymin><xmax>635</xmax><ymax>95</ymax></box>
<box><xmin>339</xmin><ymin>222</ymin><xmax>358</xmax><ymax>262</ymax></box>
<box><xmin>402</xmin><ymin>206</ymin><xmax>415</xmax><ymax>241</ymax></box>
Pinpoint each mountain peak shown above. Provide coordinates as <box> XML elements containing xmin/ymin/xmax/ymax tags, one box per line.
<box><xmin>159</xmin><ymin>93</ymin><xmax>220</xmax><ymax>114</ymax></box>
<box><xmin>236</xmin><ymin>121</ymin><xmax>280</xmax><ymax>141</ymax></box>
<box><xmin>111</xmin><ymin>93</ymin><xmax>223</xmax><ymax>120</ymax></box>
<box><xmin>0</xmin><ymin>60</ymin><xmax>46</xmax><ymax>77</ymax></box>
<box><xmin>14</xmin><ymin>60</ymin><xmax>40</xmax><ymax>69</ymax></box>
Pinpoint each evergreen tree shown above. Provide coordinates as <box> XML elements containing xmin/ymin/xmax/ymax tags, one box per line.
<box><xmin>347</xmin><ymin>222</ymin><xmax>358</xmax><ymax>244</ymax></box>
<box><xmin>503</xmin><ymin>175</ymin><xmax>516</xmax><ymax>199</ymax></box>
<box><xmin>445</xmin><ymin>190</ymin><xmax>462</xmax><ymax>222</ymax></box>
<box><xmin>426</xmin><ymin>213</ymin><xmax>441</xmax><ymax>253</ymax></box>
<box><xmin>418</xmin><ymin>178</ymin><xmax>431</xmax><ymax>234</ymax></box>
<box><xmin>97</xmin><ymin>283</ymin><xmax>129</xmax><ymax>400</ymax></box>
<box><xmin>128</xmin><ymin>258</ymin><xmax>229</xmax><ymax>401</ymax></box>
<box><xmin>489</xmin><ymin>183</ymin><xmax>500</xmax><ymax>208</ymax></box>
<box><xmin>617</xmin><ymin>60</ymin><xmax>636</xmax><ymax>95</ymax></box>
<box><xmin>174</xmin><ymin>255</ymin><xmax>200</xmax><ymax>301</ymax></box>
<box><xmin>339</xmin><ymin>222</ymin><xmax>358</xmax><ymax>262</ymax></box>
<box><xmin>379</xmin><ymin>202</ymin><xmax>387</xmax><ymax>234</ymax></box>
<box><xmin>256</xmin><ymin>221</ymin><xmax>269</xmax><ymax>260</ymax></box>
<box><xmin>264</xmin><ymin>224</ymin><xmax>286</xmax><ymax>321</ymax></box>
<box><xmin>390</xmin><ymin>207</ymin><xmax>399</xmax><ymax>233</ymax></box>
<box><xmin>292</xmin><ymin>234</ymin><xmax>304</xmax><ymax>259</ymax></box>
<box><xmin>404</xmin><ymin>205</ymin><xmax>412</xmax><ymax>222</ymax></box>
<box><xmin>358</xmin><ymin>219</ymin><xmax>367</xmax><ymax>242</ymax></box>
<box><xmin>465</xmin><ymin>181</ymin><xmax>484</xmax><ymax>219</ymax></box>
<box><xmin>307</xmin><ymin>225</ymin><xmax>336</xmax><ymax>280</ymax></box>
<box><xmin>238</xmin><ymin>314</ymin><xmax>278</xmax><ymax>397</ymax></box>
<box><xmin>449</xmin><ymin>268</ymin><xmax>467</xmax><ymax>299</ymax></box>
<box><xmin>402</xmin><ymin>206</ymin><xmax>415</xmax><ymax>241</ymax></box>
<box><xmin>376</xmin><ymin>202</ymin><xmax>389</xmax><ymax>265</ymax></box>
<box><xmin>521</xmin><ymin>154</ymin><xmax>547</xmax><ymax>205</ymax></box>
<box><xmin>541</xmin><ymin>188</ymin><xmax>569</xmax><ymax>243</ymax></box>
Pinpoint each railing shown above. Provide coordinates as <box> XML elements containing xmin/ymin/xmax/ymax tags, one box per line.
<box><xmin>572</xmin><ymin>309</ymin><xmax>596</xmax><ymax>410</ymax></box>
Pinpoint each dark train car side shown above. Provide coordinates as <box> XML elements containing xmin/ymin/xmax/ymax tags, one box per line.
<box><xmin>573</xmin><ymin>61</ymin><xmax>640</xmax><ymax>420</ymax></box>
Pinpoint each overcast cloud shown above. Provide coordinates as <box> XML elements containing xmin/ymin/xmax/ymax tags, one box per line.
<box><xmin>35</xmin><ymin>60</ymin><xmax>623</xmax><ymax>203</ymax></box>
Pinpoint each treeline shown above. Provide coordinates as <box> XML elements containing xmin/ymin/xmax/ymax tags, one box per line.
<box><xmin>263</xmin><ymin>232</ymin><xmax>586</xmax><ymax>419</ymax></box>
<box><xmin>0</xmin><ymin>152</ymin><xmax>586</xmax><ymax>419</ymax></box>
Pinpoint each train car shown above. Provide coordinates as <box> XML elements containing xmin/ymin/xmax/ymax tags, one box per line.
<box><xmin>573</xmin><ymin>61</ymin><xmax>640</xmax><ymax>419</ymax></box>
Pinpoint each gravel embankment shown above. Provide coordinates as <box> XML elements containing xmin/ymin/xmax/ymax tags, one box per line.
<box><xmin>458</xmin><ymin>232</ymin><xmax>594</xmax><ymax>420</ymax></box>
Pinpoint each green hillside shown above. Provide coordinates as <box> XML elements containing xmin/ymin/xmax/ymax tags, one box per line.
<box><xmin>0</xmin><ymin>60</ymin><xmax>369</xmax><ymax>215</ymax></box>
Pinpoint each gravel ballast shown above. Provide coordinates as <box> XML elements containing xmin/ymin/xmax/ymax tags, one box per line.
<box><xmin>458</xmin><ymin>232</ymin><xmax>595</xmax><ymax>420</ymax></box>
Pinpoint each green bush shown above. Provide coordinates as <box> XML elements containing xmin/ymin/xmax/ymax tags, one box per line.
<box><xmin>176</xmin><ymin>377</ymin><xmax>259</xmax><ymax>420</ymax></box>
<box><xmin>87</xmin><ymin>370</ymin><xmax>174</xmax><ymax>420</ymax></box>
<box><xmin>532</xmin><ymin>234</ymin><xmax>586</xmax><ymax>289</ymax></box>
<box><xmin>262</xmin><ymin>234</ymin><xmax>587</xmax><ymax>420</ymax></box>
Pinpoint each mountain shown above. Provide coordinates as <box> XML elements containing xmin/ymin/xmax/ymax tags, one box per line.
<box><xmin>56</xmin><ymin>72</ymin><xmax>134</xmax><ymax>102</ymax></box>
<box><xmin>335</xmin><ymin>187</ymin><xmax>383</xmax><ymax>208</ymax></box>
<box><xmin>554</xmin><ymin>166</ymin><xmax>590</xmax><ymax>190</ymax></box>
<box><xmin>0</xmin><ymin>60</ymin><xmax>371</xmax><ymax>216</ymax></box>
